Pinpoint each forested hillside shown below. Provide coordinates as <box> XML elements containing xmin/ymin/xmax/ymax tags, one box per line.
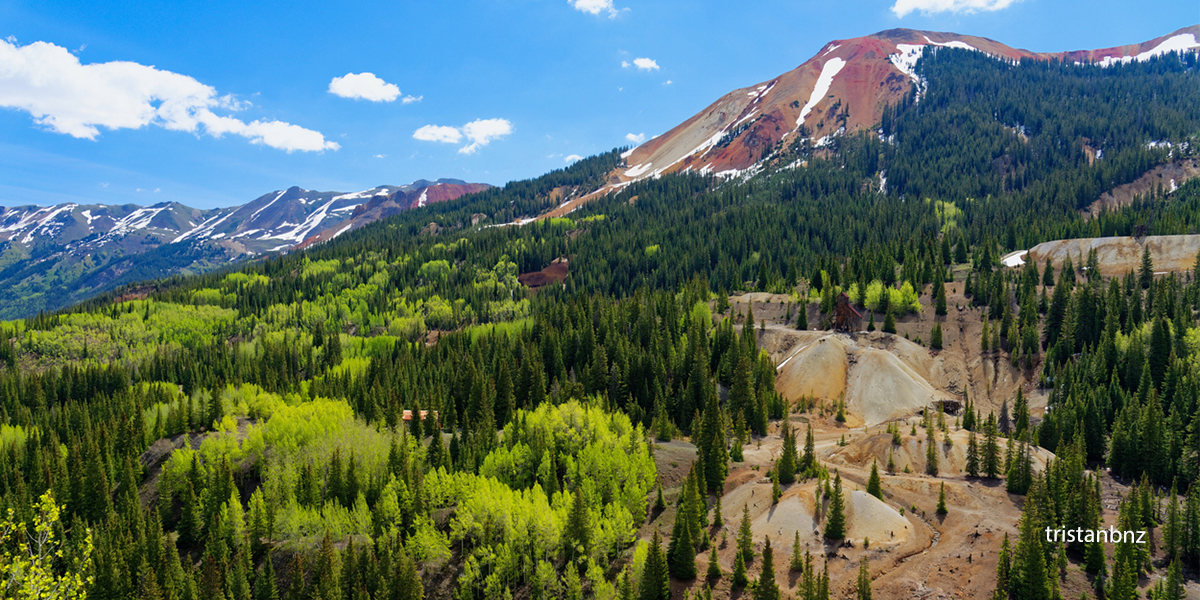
<box><xmin>1</xmin><ymin>47</ymin><xmax>1199</xmax><ymax>600</ymax></box>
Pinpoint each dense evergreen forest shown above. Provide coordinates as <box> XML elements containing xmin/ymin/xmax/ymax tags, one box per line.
<box><xmin>1</xmin><ymin>47</ymin><xmax>1199</xmax><ymax>600</ymax></box>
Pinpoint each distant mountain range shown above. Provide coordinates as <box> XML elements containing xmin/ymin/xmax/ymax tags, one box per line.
<box><xmin>0</xmin><ymin>178</ymin><xmax>490</xmax><ymax>318</ymax></box>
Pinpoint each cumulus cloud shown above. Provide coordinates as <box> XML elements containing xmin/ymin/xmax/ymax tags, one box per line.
<box><xmin>412</xmin><ymin>125</ymin><xmax>462</xmax><ymax>144</ymax></box>
<box><xmin>623</xmin><ymin>57</ymin><xmax>660</xmax><ymax>71</ymax></box>
<box><xmin>891</xmin><ymin>0</ymin><xmax>1021</xmax><ymax>17</ymax></box>
<box><xmin>564</xmin><ymin>154</ymin><xmax>583</xmax><ymax>163</ymax></box>
<box><xmin>569</xmin><ymin>0</ymin><xmax>621</xmax><ymax>18</ymax></box>
<box><xmin>459</xmin><ymin>118</ymin><xmax>513</xmax><ymax>154</ymax></box>
<box><xmin>328</xmin><ymin>72</ymin><xmax>401</xmax><ymax>102</ymax></box>
<box><xmin>401</xmin><ymin>95</ymin><xmax>422</xmax><ymax>104</ymax></box>
<box><xmin>625</xmin><ymin>132</ymin><xmax>645</xmax><ymax>144</ymax></box>
<box><xmin>0</xmin><ymin>38</ymin><xmax>338</xmax><ymax>152</ymax></box>
<box><xmin>412</xmin><ymin>118</ymin><xmax>513</xmax><ymax>154</ymax></box>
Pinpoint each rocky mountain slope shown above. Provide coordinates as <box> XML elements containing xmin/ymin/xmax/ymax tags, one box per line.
<box><xmin>603</xmin><ymin>26</ymin><xmax>1200</xmax><ymax>192</ymax></box>
<box><xmin>0</xmin><ymin>178</ymin><xmax>490</xmax><ymax>318</ymax></box>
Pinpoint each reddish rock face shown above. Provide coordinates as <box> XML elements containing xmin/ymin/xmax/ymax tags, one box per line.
<box><xmin>614</xmin><ymin>26</ymin><xmax>1200</xmax><ymax>186</ymax></box>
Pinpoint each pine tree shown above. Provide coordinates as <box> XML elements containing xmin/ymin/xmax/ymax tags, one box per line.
<box><xmin>800</xmin><ymin>423</ymin><xmax>816</xmax><ymax>475</ymax></box>
<box><xmin>790</xmin><ymin>531</ymin><xmax>804</xmax><ymax>573</ymax></box>
<box><xmin>564</xmin><ymin>488</ymin><xmax>592</xmax><ymax>561</ymax></box>
<box><xmin>796</xmin><ymin>305</ymin><xmax>808</xmax><ymax>330</ymax></box>
<box><xmin>737</xmin><ymin>504</ymin><xmax>754</xmax><ymax>565</ymax></box>
<box><xmin>866</xmin><ymin>461</ymin><xmax>882</xmax><ymax>499</ymax></box>
<box><xmin>883</xmin><ymin>308</ymin><xmax>896</xmax><ymax>334</ymax></box>
<box><xmin>706</xmin><ymin>543</ymin><xmax>722</xmax><ymax>581</ymax></box>
<box><xmin>930</xmin><ymin>321</ymin><xmax>943</xmax><ymax>350</ymax></box>
<box><xmin>778</xmin><ymin>419</ymin><xmax>798</xmax><ymax>485</ymax></box>
<box><xmin>983</xmin><ymin>414</ymin><xmax>1001</xmax><ymax>479</ymax></box>
<box><xmin>255</xmin><ymin>552</ymin><xmax>280</xmax><ymax>600</ymax></box>
<box><xmin>668</xmin><ymin>504</ymin><xmax>696</xmax><ymax>580</ymax></box>
<box><xmin>995</xmin><ymin>534</ymin><xmax>1012</xmax><ymax>600</ymax></box>
<box><xmin>856</xmin><ymin>557</ymin><xmax>873</xmax><ymax>600</ymax></box>
<box><xmin>935</xmin><ymin>279</ymin><xmax>947</xmax><ymax>316</ymax></box>
<box><xmin>639</xmin><ymin>532</ymin><xmax>670</xmax><ymax>600</ymax></box>
<box><xmin>825</xmin><ymin>472</ymin><xmax>846</xmax><ymax>540</ymax></box>
<box><xmin>753</xmin><ymin>537</ymin><xmax>779</xmax><ymax>600</ymax></box>
<box><xmin>696</xmin><ymin>390</ymin><xmax>729</xmax><ymax>494</ymax></box>
<box><xmin>965</xmin><ymin>431</ymin><xmax>980</xmax><ymax>478</ymax></box>
<box><xmin>1139</xmin><ymin>246</ymin><xmax>1154</xmax><ymax>289</ymax></box>
<box><xmin>731</xmin><ymin>549</ymin><xmax>749</xmax><ymax>589</ymax></box>
<box><xmin>936</xmin><ymin>483</ymin><xmax>948</xmax><ymax>515</ymax></box>
<box><xmin>1010</xmin><ymin>504</ymin><xmax>1050</xmax><ymax>600</ymax></box>
<box><xmin>925</xmin><ymin>424</ymin><xmax>939</xmax><ymax>476</ymax></box>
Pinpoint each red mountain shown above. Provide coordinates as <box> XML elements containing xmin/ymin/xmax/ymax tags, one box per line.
<box><xmin>609</xmin><ymin>25</ymin><xmax>1200</xmax><ymax>189</ymax></box>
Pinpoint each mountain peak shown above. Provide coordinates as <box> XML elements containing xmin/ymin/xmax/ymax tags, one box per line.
<box><xmin>603</xmin><ymin>26</ymin><xmax>1200</xmax><ymax>194</ymax></box>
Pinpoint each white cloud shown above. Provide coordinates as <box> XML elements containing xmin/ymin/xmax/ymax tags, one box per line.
<box><xmin>564</xmin><ymin>154</ymin><xmax>583</xmax><ymax>163</ymax></box>
<box><xmin>569</xmin><ymin>0</ymin><xmax>620</xmax><ymax>18</ymax></box>
<box><xmin>328</xmin><ymin>72</ymin><xmax>401</xmax><ymax>102</ymax></box>
<box><xmin>413</xmin><ymin>125</ymin><xmax>462</xmax><ymax>144</ymax></box>
<box><xmin>459</xmin><ymin>118</ymin><xmax>513</xmax><ymax>154</ymax></box>
<box><xmin>891</xmin><ymin>0</ymin><xmax>1020</xmax><ymax>17</ymax></box>
<box><xmin>374</xmin><ymin>154</ymin><xmax>386</xmax><ymax>158</ymax></box>
<box><xmin>413</xmin><ymin>118</ymin><xmax>513</xmax><ymax>154</ymax></box>
<box><xmin>625</xmin><ymin>132</ymin><xmax>645</xmax><ymax>144</ymax></box>
<box><xmin>0</xmin><ymin>38</ymin><xmax>337</xmax><ymax>152</ymax></box>
<box><xmin>662</xmin><ymin>79</ymin><xmax>673</xmax><ymax>85</ymax></box>
<box><xmin>626</xmin><ymin>57</ymin><xmax>659</xmax><ymax>71</ymax></box>
<box><xmin>401</xmin><ymin>95</ymin><xmax>422</xmax><ymax>104</ymax></box>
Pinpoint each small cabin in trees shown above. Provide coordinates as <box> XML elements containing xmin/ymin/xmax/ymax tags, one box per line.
<box><xmin>834</xmin><ymin>293</ymin><xmax>862</xmax><ymax>332</ymax></box>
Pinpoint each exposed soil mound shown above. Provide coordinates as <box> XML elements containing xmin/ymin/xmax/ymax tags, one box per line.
<box><xmin>846</xmin><ymin>490</ymin><xmax>911</xmax><ymax>547</ymax></box>
<box><xmin>1027</xmin><ymin>234</ymin><xmax>1200</xmax><ymax>277</ymax></box>
<box><xmin>775</xmin><ymin>332</ymin><xmax>953</xmax><ymax>426</ymax></box>
<box><xmin>518</xmin><ymin>258</ymin><xmax>569</xmax><ymax>289</ymax></box>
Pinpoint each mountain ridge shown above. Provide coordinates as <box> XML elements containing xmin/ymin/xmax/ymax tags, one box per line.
<box><xmin>0</xmin><ymin>178</ymin><xmax>491</xmax><ymax>317</ymax></box>
<box><xmin>556</xmin><ymin>25</ymin><xmax>1200</xmax><ymax>214</ymax></box>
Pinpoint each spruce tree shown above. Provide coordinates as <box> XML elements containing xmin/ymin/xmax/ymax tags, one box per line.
<box><xmin>777</xmin><ymin>419</ymin><xmax>798</xmax><ymax>485</ymax></box>
<box><xmin>1010</xmin><ymin>505</ymin><xmax>1050</xmax><ymax>600</ymax></box>
<box><xmin>995</xmin><ymin>534</ymin><xmax>1012</xmax><ymax>599</ymax></box>
<box><xmin>706</xmin><ymin>543</ymin><xmax>721</xmax><ymax>581</ymax></box>
<box><xmin>866</xmin><ymin>461</ymin><xmax>882</xmax><ymax>499</ymax></box>
<box><xmin>731</xmin><ymin>549</ymin><xmax>749</xmax><ymax>589</ymax></box>
<box><xmin>825</xmin><ymin>472</ymin><xmax>846</xmax><ymax>540</ymax></box>
<box><xmin>796</xmin><ymin>305</ymin><xmax>808</xmax><ymax>330</ymax></box>
<box><xmin>737</xmin><ymin>504</ymin><xmax>754</xmax><ymax>565</ymax></box>
<box><xmin>639</xmin><ymin>532</ymin><xmax>670</xmax><ymax>600</ymax></box>
<box><xmin>983</xmin><ymin>414</ymin><xmax>1001</xmax><ymax>479</ymax></box>
<box><xmin>790</xmin><ymin>531</ymin><xmax>804</xmax><ymax>573</ymax></box>
<box><xmin>936</xmin><ymin>483</ymin><xmax>947</xmax><ymax>515</ymax></box>
<box><xmin>564</xmin><ymin>487</ymin><xmax>592</xmax><ymax>561</ymax></box>
<box><xmin>965</xmin><ymin>431</ymin><xmax>980</xmax><ymax>478</ymax></box>
<box><xmin>882</xmin><ymin>308</ymin><xmax>896</xmax><ymax>334</ymax></box>
<box><xmin>668</xmin><ymin>506</ymin><xmax>696</xmax><ymax>580</ymax></box>
<box><xmin>930</xmin><ymin>321</ymin><xmax>943</xmax><ymax>350</ymax></box>
<box><xmin>856</xmin><ymin>557</ymin><xmax>873</xmax><ymax>600</ymax></box>
<box><xmin>800</xmin><ymin>423</ymin><xmax>816</xmax><ymax>475</ymax></box>
<box><xmin>753</xmin><ymin>537</ymin><xmax>779</xmax><ymax>600</ymax></box>
<box><xmin>935</xmin><ymin>279</ymin><xmax>947</xmax><ymax>316</ymax></box>
<box><xmin>925</xmin><ymin>424</ymin><xmax>939</xmax><ymax>476</ymax></box>
<box><xmin>255</xmin><ymin>552</ymin><xmax>280</xmax><ymax>600</ymax></box>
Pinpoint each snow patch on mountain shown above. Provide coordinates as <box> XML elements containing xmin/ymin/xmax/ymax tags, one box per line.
<box><xmin>1097</xmin><ymin>33</ymin><xmax>1199</xmax><ymax>67</ymax></box>
<box><xmin>890</xmin><ymin>44</ymin><xmax>925</xmax><ymax>82</ymax></box>
<box><xmin>798</xmin><ymin>58</ymin><xmax>846</xmax><ymax>127</ymax></box>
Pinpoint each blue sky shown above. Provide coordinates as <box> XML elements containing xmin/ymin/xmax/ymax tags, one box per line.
<box><xmin>0</xmin><ymin>0</ymin><xmax>1195</xmax><ymax>209</ymax></box>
